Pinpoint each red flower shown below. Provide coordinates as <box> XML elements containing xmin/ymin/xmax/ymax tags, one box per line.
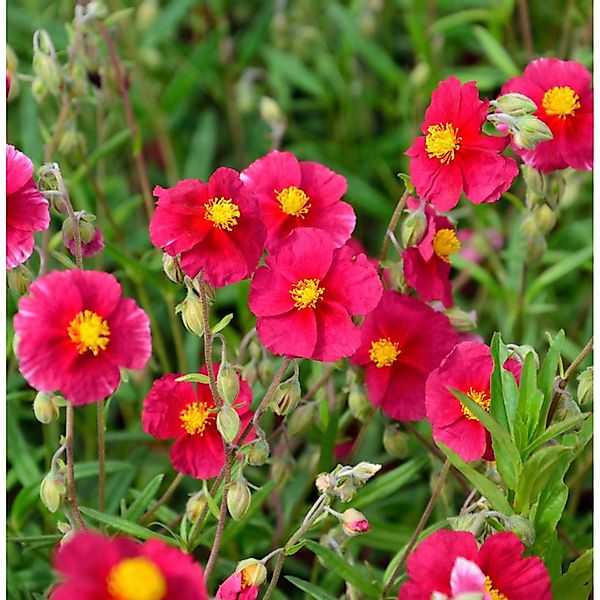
<box><xmin>142</xmin><ymin>365</ymin><xmax>253</xmax><ymax>479</ymax></box>
<box><xmin>240</xmin><ymin>150</ymin><xmax>355</xmax><ymax>251</ymax></box>
<box><xmin>351</xmin><ymin>291</ymin><xmax>457</xmax><ymax>421</ymax></box>
<box><xmin>149</xmin><ymin>167</ymin><xmax>266</xmax><ymax>287</ymax></box>
<box><xmin>425</xmin><ymin>341</ymin><xmax>521</xmax><ymax>461</ymax></box>
<box><xmin>399</xmin><ymin>530</ymin><xmax>551</xmax><ymax>600</ymax></box>
<box><xmin>14</xmin><ymin>270</ymin><xmax>151</xmax><ymax>406</ymax></box>
<box><xmin>63</xmin><ymin>227</ymin><xmax>105</xmax><ymax>258</ymax></box>
<box><xmin>50</xmin><ymin>531</ymin><xmax>207</xmax><ymax>600</ymax></box>
<box><xmin>403</xmin><ymin>199</ymin><xmax>459</xmax><ymax>307</ymax></box>
<box><xmin>249</xmin><ymin>228</ymin><xmax>382</xmax><ymax>362</ymax></box>
<box><xmin>501</xmin><ymin>58</ymin><xmax>593</xmax><ymax>172</ymax></box>
<box><xmin>406</xmin><ymin>77</ymin><xmax>519</xmax><ymax>212</ymax></box>
<box><xmin>215</xmin><ymin>572</ymin><xmax>260</xmax><ymax>600</ymax></box>
<box><xmin>6</xmin><ymin>144</ymin><xmax>50</xmax><ymax>269</ymax></box>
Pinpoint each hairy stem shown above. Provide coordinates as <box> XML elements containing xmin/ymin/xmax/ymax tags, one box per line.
<box><xmin>65</xmin><ymin>404</ymin><xmax>85</xmax><ymax>529</ymax></box>
<box><xmin>97</xmin><ymin>401</ymin><xmax>106</xmax><ymax>514</ymax></box>
<box><xmin>141</xmin><ymin>472</ymin><xmax>185</xmax><ymax>524</ymax></box>
<box><xmin>379</xmin><ymin>189</ymin><xmax>409</xmax><ymax>266</ymax></box>
<box><xmin>199</xmin><ymin>283</ymin><xmax>222</xmax><ymax>407</ymax></box>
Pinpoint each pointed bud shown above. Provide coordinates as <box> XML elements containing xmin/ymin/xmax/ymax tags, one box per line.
<box><xmin>162</xmin><ymin>253</ymin><xmax>184</xmax><ymax>283</ymax></box>
<box><xmin>341</xmin><ymin>508</ymin><xmax>370</xmax><ymax>536</ymax></box>
<box><xmin>227</xmin><ymin>479</ymin><xmax>251</xmax><ymax>521</ymax></box>
<box><xmin>245</xmin><ymin>438</ymin><xmax>270</xmax><ymax>466</ymax></box>
<box><xmin>7</xmin><ymin>263</ymin><xmax>33</xmax><ymax>295</ymax></box>
<box><xmin>577</xmin><ymin>367</ymin><xmax>593</xmax><ymax>405</ymax></box>
<box><xmin>287</xmin><ymin>402</ymin><xmax>316</xmax><ymax>437</ymax></box>
<box><xmin>271</xmin><ymin>379</ymin><xmax>301</xmax><ymax>416</ymax></box>
<box><xmin>185</xmin><ymin>491</ymin><xmax>207</xmax><ymax>522</ymax></box>
<box><xmin>175</xmin><ymin>289</ymin><xmax>204</xmax><ymax>336</ymax></box>
<box><xmin>217</xmin><ymin>363</ymin><xmax>240</xmax><ymax>405</ymax></box>
<box><xmin>40</xmin><ymin>464</ymin><xmax>66</xmax><ymax>513</ymax></box>
<box><xmin>444</xmin><ymin>306</ymin><xmax>477</xmax><ymax>333</ymax></box>
<box><xmin>217</xmin><ymin>405</ymin><xmax>241</xmax><ymax>444</ymax></box>
<box><xmin>382</xmin><ymin>426</ymin><xmax>409</xmax><ymax>458</ymax></box>
<box><xmin>521</xmin><ymin>165</ymin><xmax>545</xmax><ymax>198</ymax></box>
<box><xmin>78</xmin><ymin>218</ymin><xmax>96</xmax><ymax>244</ymax></box>
<box><xmin>236</xmin><ymin>558</ymin><xmax>267</xmax><ymax>586</ymax></box>
<box><xmin>533</xmin><ymin>204</ymin><xmax>556</xmax><ymax>235</ymax></box>
<box><xmin>347</xmin><ymin>384</ymin><xmax>371</xmax><ymax>421</ymax></box>
<box><xmin>506</xmin><ymin>515</ymin><xmax>536</xmax><ymax>546</ymax></box>
<box><xmin>33</xmin><ymin>392</ymin><xmax>60</xmax><ymax>424</ymax></box>
<box><xmin>493</xmin><ymin>93</ymin><xmax>537</xmax><ymax>116</ymax></box>
<box><xmin>401</xmin><ymin>207</ymin><xmax>428</xmax><ymax>248</ymax></box>
<box><xmin>511</xmin><ymin>115</ymin><xmax>553</xmax><ymax>149</ymax></box>
<box><xmin>545</xmin><ymin>172</ymin><xmax>566</xmax><ymax>209</ymax></box>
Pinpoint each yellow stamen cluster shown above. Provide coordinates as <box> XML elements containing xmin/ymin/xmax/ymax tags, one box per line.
<box><xmin>484</xmin><ymin>575</ymin><xmax>510</xmax><ymax>600</ymax></box>
<box><xmin>542</xmin><ymin>85</ymin><xmax>581</xmax><ymax>119</ymax></box>
<box><xmin>289</xmin><ymin>278</ymin><xmax>324</xmax><ymax>310</ymax></box>
<box><xmin>433</xmin><ymin>228</ymin><xmax>461</xmax><ymax>262</ymax></box>
<box><xmin>67</xmin><ymin>310</ymin><xmax>111</xmax><ymax>356</ymax></box>
<box><xmin>180</xmin><ymin>401</ymin><xmax>214</xmax><ymax>436</ymax></box>
<box><xmin>204</xmin><ymin>197</ymin><xmax>240</xmax><ymax>231</ymax></box>
<box><xmin>425</xmin><ymin>123</ymin><xmax>462</xmax><ymax>164</ymax></box>
<box><xmin>276</xmin><ymin>186</ymin><xmax>312</xmax><ymax>218</ymax></box>
<box><xmin>461</xmin><ymin>387</ymin><xmax>491</xmax><ymax>421</ymax></box>
<box><xmin>106</xmin><ymin>557</ymin><xmax>167</xmax><ymax>600</ymax></box>
<box><xmin>369</xmin><ymin>337</ymin><xmax>401</xmax><ymax>368</ymax></box>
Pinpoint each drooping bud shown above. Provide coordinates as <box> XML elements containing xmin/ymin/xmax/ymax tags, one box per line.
<box><xmin>492</xmin><ymin>93</ymin><xmax>537</xmax><ymax>116</ymax></box>
<box><xmin>33</xmin><ymin>392</ymin><xmax>61</xmax><ymax>424</ymax></box>
<box><xmin>217</xmin><ymin>363</ymin><xmax>240</xmax><ymax>404</ymax></box>
<box><xmin>185</xmin><ymin>491</ymin><xmax>207</xmax><ymax>522</ymax></box>
<box><xmin>40</xmin><ymin>463</ymin><xmax>67</xmax><ymax>513</ymax></box>
<box><xmin>341</xmin><ymin>508</ymin><xmax>370</xmax><ymax>536</ymax></box>
<box><xmin>245</xmin><ymin>438</ymin><xmax>270</xmax><ymax>466</ymax></box>
<box><xmin>506</xmin><ymin>515</ymin><xmax>536</xmax><ymax>546</ymax></box>
<box><xmin>217</xmin><ymin>405</ymin><xmax>241</xmax><ymax>444</ymax></box>
<box><xmin>236</xmin><ymin>558</ymin><xmax>267</xmax><ymax>586</ymax></box>
<box><xmin>347</xmin><ymin>384</ymin><xmax>371</xmax><ymax>421</ymax></box>
<box><xmin>444</xmin><ymin>306</ymin><xmax>478</xmax><ymax>333</ymax></box>
<box><xmin>511</xmin><ymin>115</ymin><xmax>553</xmax><ymax>149</ymax></box>
<box><xmin>271</xmin><ymin>378</ymin><xmax>301</xmax><ymax>416</ymax></box>
<box><xmin>533</xmin><ymin>204</ymin><xmax>556</xmax><ymax>235</ymax></box>
<box><xmin>227</xmin><ymin>479</ymin><xmax>251</xmax><ymax>521</ymax></box>
<box><xmin>7</xmin><ymin>263</ymin><xmax>33</xmax><ymax>295</ymax></box>
<box><xmin>162</xmin><ymin>253</ymin><xmax>184</xmax><ymax>284</ymax></box>
<box><xmin>401</xmin><ymin>206</ymin><xmax>428</xmax><ymax>248</ymax></box>
<box><xmin>577</xmin><ymin>367</ymin><xmax>593</xmax><ymax>405</ymax></box>
<box><xmin>175</xmin><ymin>289</ymin><xmax>204</xmax><ymax>336</ymax></box>
<box><xmin>287</xmin><ymin>402</ymin><xmax>316</xmax><ymax>437</ymax></box>
<box><xmin>382</xmin><ymin>426</ymin><xmax>409</xmax><ymax>458</ymax></box>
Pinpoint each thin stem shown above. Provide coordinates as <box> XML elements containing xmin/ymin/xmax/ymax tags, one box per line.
<box><xmin>97</xmin><ymin>401</ymin><xmax>106</xmax><ymax>514</ymax></box>
<box><xmin>141</xmin><ymin>472</ymin><xmax>185</xmax><ymax>524</ymax></box>
<box><xmin>517</xmin><ymin>0</ymin><xmax>534</xmax><ymax>59</ymax></box>
<box><xmin>379</xmin><ymin>190</ymin><xmax>409</xmax><ymax>266</ymax></box>
<box><xmin>302</xmin><ymin>365</ymin><xmax>336</xmax><ymax>402</ymax></box>
<box><xmin>51</xmin><ymin>166</ymin><xmax>83</xmax><ymax>269</ymax></box>
<box><xmin>199</xmin><ymin>284</ymin><xmax>222</xmax><ymax>407</ymax></box>
<box><xmin>382</xmin><ymin>459</ymin><xmax>450</xmax><ymax>597</ymax></box>
<box><xmin>65</xmin><ymin>404</ymin><xmax>85</xmax><ymax>529</ymax></box>
<box><xmin>237</xmin><ymin>327</ymin><xmax>257</xmax><ymax>364</ymax></box>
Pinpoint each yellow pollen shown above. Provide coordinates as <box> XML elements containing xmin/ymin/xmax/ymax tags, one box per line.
<box><xmin>461</xmin><ymin>387</ymin><xmax>491</xmax><ymax>421</ymax></box>
<box><xmin>276</xmin><ymin>185</ymin><xmax>312</xmax><ymax>218</ymax></box>
<box><xmin>180</xmin><ymin>402</ymin><xmax>214</xmax><ymax>436</ymax></box>
<box><xmin>369</xmin><ymin>337</ymin><xmax>401</xmax><ymax>368</ymax></box>
<box><xmin>484</xmin><ymin>576</ymin><xmax>509</xmax><ymax>600</ymax></box>
<box><xmin>289</xmin><ymin>278</ymin><xmax>324</xmax><ymax>310</ymax></box>
<box><xmin>106</xmin><ymin>557</ymin><xmax>167</xmax><ymax>600</ymax></box>
<box><xmin>204</xmin><ymin>197</ymin><xmax>240</xmax><ymax>231</ymax></box>
<box><xmin>67</xmin><ymin>310</ymin><xmax>111</xmax><ymax>356</ymax></box>
<box><xmin>542</xmin><ymin>86</ymin><xmax>581</xmax><ymax>119</ymax></box>
<box><xmin>425</xmin><ymin>123</ymin><xmax>462</xmax><ymax>164</ymax></box>
<box><xmin>433</xmin><ymin>228</ymin><xmax>461</xmax><ymax>262</ymax></box>
<box><xmin>240</xmin><ymin>569</ymin><xmax>253</xmax><ymax>589</ymax></box>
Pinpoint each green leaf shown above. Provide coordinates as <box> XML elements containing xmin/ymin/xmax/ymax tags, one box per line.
<box><xmin>183</xmin><ymin>110</ymin><xmax>217</xmax><ymax>180</ymax></box>
<box><xmin>516</xmin><ymin>352</ymin><xmax>543</xmax><ymax>444</ymax></box>
<box><xmin>553</xmin><ymin>550</ymin><xmax>593</xmax><ymax>600</ymax></box>
<box><xmin>285</xmin><ymin>539</ymin><xmax>307</xmax><ymax>556</ymax></box>
<box><xmin>285</xmin><ymin>576</ymin><xmax>338</xmax><ymax>600</ymax></box>
<box><xmin>489</xmin><ymin>332</ymin><xmax>510</xmax><ymax>431</ymax></box>
<box><xmin>430</xmin><ymin>9</ymin><xmax>493</xmax><ymax>33</ymax></box>
<box><xmin>303</xmin><ymin>540</ymin><xmax>381</xmax><ymax>597</ymax></box>
<box><xmin>175</xmin><ymin>373</ymin><xmax>210</xmax><ymax>384</ymax></box>
<box><xmin>533</xmin><ymin>479</ymin><xmax>568</xmax><ymax>536</ymax></box>
<box><xmin>211</xmin><ymin>313</ymin><xmax>233</xmax><ymax>334</ymax></box>
<box><xmin>523</xmin><ymin>413</ymin><xmax>589</xmax><ymax>456</ymax></box>
<box><xmin>123</xmin><ymin>474</ymin><xmax>164</xmax><ymax>522</ymax></box>
<box><xmin>537</xmin><ymin>330</ymin><xmax>565</xmax><ymax>432</ymax></box>
<box><xmin>6</xmin><ymin>410</ymin><xmax>40</xmax><ymax>487</ymax></box>
<box><xmin>471</xmin><ymin>26</ymin><xmax>519</xmax><ymax>78</ymax></box>
<box><xmin>263</xmin><ymin>48</ymin><xmax>327</xmax><ymax>97</ymax></box>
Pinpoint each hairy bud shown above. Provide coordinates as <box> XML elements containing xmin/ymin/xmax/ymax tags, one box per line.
<box><xmin>533</xmin><ymin>204</ymin><xmax>556</xmax><ymax>235</ymax></box>
<box><xmin>347</xmin><ymin>384</ymin><xmax>371</xmax><ymax>421</ymax></box>
<box><xmin>577</xmin><ymin>367</ymin><xmax>593</xmax><ymax>405</ymax></box>
<box><xmin>40</xmin><ymin>463</ymin><xmax>67</xmax><ymax>513</ymax></box>
<box><xmin>259</xmin><ymin>96</ymin><xmax>283</xmax><ymax>124</ymax></box>
<box><xmin>186</xmin><ymin>491</ymin><xmax>207</xmax><ymax>522</ymax></box>
<box><xmin>217</xmin><ymin>363</ymin><xmax>240</xmax><ymax>405</ymax></box>
<box><xmin>162</xmin><ymin>253</ymin><xmax>184</xmax><ymax>284</ymax></box>
<box><xmin>506</xmin><ymin>515</ymin><xmax>536</xmax><ymax>546</ymax></box>
<box><xmin>492</xmin><ymin>93</ymin><xmax>537</xmax><ymax>116</ymax></box>
<box><xmin>271</xmin><ymin>379</ymin><xmax>301</xmax><ymax>416</ymax></box>
<box><xmin>245</xmin><ymin>438</ymin><xmax>270</xmax><ymax>466</ymax></box>
<box><xmin>341</xmin><ymin>508</ymin><xmax>370</xmax><ymax>536</ymax></box>
<box><xmin>511</xmin><ymin>115</ymin><xmax>553</xmax><ymax>149</ymax></box>
<box><xmin>287</xmin><ymin>402</ymin><xmax>316</xmax><ymax>437</ymax></box>
<box><xmin>33</xmin><ymin>392</ymin><xmax>61</xmax><ymax>424</ymax></box>
<box><xmin>227</xmin><ymin>479</ymin><xmax>251</xmax><ymax>521</ymax></box>
<box><xmin>175</xmin><ymin>289</ymin><xmax>204</xmax><ymax>336</ymax></box>
<box><xmin>217</xmin><ymin>405</ymin><xmax>241</xmax><ymax>444</ymax></box>
<box><xmin>401</xmin><ymin>206</ymin><xmax>428</xmax><ymax>248</ymax></box>
<box><xmin>444</xmin><ymin>306</ymin><xmax>477</xmax><ymax>333</ymax></box>
<box><xmin>7</xmin><ymin>263</ymin><xmax>33</xmax><ymax>295</ymax></box>
<box><xmin>382</xmin><ymin>426</ymin><xmax>409</xmax><ymax>458</ymax></box>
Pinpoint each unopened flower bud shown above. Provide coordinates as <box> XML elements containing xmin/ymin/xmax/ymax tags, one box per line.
<box><xmin>341</xmin><ymin>508</ymin><xmax>370</xmax><ymax>536</ymax></box>
<box><xmin>545</xmin><ymin>173</ymin><xmax>566</xmax><ymax>209</ymax></box>
<box><xmin>448</xmin><ymin>513</ymin><xmax>482</xmax><ymax>535</ymax></box>
<box><xmin>217</xmin><ymin>405</ymin><xmax>241</xmax><ymax>444</ymax></box>
<box><xmin>347</xmin><ymin>384</ymin><xmax>371</xmax><ymax>421</ymax></box>
<box><xmin>33</xmin><ymin>392</ymin><xmax>61</xmax><ymax>424</ymax></box>
<box><xmin>506</xmin><ymin>515</ymin><xmax>536</xmax><ymax>546</ymax></box>
<box><xmin>260</xmin><ymin>96</ymin><xmax>282</xmax><ymax>124</ymax></box>
<box><xmin>315</xmin><ymin>472</ymin><xmax>333</xmax><ymax>495</ymax></box>
<box><xmin>217</xmin><ymin>363</ymin><xmax>240</xmax><ymax>404</ymax></box>
<box><xmin>271</xmin><ymin>379</ymin><xmax>301</xmax><ymax>416</ymax></box>
<box><xmin>7</xmin><ymin>263</ymin><xmax>33</xmax><ymax>295</ymax></box>
<box><xmin>227</xmin><ymin>479</ymin><xmax>251</xmax><ymax>521</ymax></box>
<box><xmin>270</xmin><ymin>456</ymin><xmax>293</xmax><ymax>488</ymax></box>
<box><xmin>521</xmin><ymin>165</ymin><xmax>545</xmax><ymax>198</ymax></box>
<box><xmin>258</xmin><ymin>358</ymin><xmax>274</xmax><ymax>385</ymax></box>
<box><xmin>78</xmin><ymin>218</ymin><xmax>96</xmax><ymax>244</ymax></box>
<box><xmin>401</xmin><ymin>207</ymin><xmax>428</xmax><ymax>248</ymax></box>
<box><xmin>185</xmin><ymin>491</ymin><xmax>207</xmax><ymax>522</ymax></box>
<box><xmin>40</xmin><ymin>464</ymin><xmax>66</xmax><ymax>513</ymax></box>
<box><xmin>533</xmin><ymin>204</ymin><xmax>556</xmax><ymax>235</ymax></box>
<box><xmin>31</xmin><ymin>77</ymin><xmax>47</xmax><ymax>103</ymax></box>
<box><xmin>162</xmin><ymin>253</ymin><xmax>184</xmax><ymax>284</ymax></box>
<box><xmin>287</xmin><ymin>402</ymin><xmax>316</xmax><ymax>437</ymax></box>
<box><xmin>236</xmin><ymin>558</ymin><xmax>267</xmax><ymax>586</ymax></box>
<box><xmin>524</xmin><ymin>234</ymin><xmax>546</xmax><ymax>263</ymax></box>
<box><xmin>444</xmin><ymin>306</ymin><xmax>477</xmax><ymax>333</ymax></box>
<box><xmin>520</xmin><ymin>215</ymin><xmax>540</xmax><ymax>238</ymax></box>
<box><xmin>57</xmin><ymin>521</ymin><xmax>76</xmax><ymax>546</ymax></box>
<box><xmin>352</xmin><ymin>462</ymin><xmax>382</xmax><ymax>485</ymax></box>
<box><xmin>511</xmin><ymin>115</ymin><xmax>553</xmax><ymax>150</ymax></box>
<box><xmin>245</xmin><ymin>438</ymin><xmax>270</xmax><ymax>466</ymax></box>
<box><xmin>69</xmin><ymin>62</ymin><xmax>88</xmax><ymax>99</ymax></box>
<box><xmin>577</xmin><ymin>367</ymin><xmax>593</xmax><ymax>405</ymax></box>
<box><xmin>493</xmin><ymin>93</ymin><xmax>537</xmax><ymax>116</ymax></box>
<box><xmin>32</xmin><ymin>52</ymin><xmax>62</xmax><ymax>95</ymax></box>
<box><xmin>176</xmin><ymin>289</ymin><xmax>204</xmax><ymax>336</ymax></box>
<box><xmin>382</xmin><ymin>426</ymin><xmax>409</xmax><ymax>458</ymax></box>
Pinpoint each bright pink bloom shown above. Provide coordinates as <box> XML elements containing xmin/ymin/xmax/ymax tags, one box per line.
<box><xmin>14</xmin><ymin>270</ymin><xmax>151</xmax><ymax>406</ymax></box>
<box><xmin>50</xmin><ymin>531</ymin><xmax>207</xmax><ymax>600</ymax></box>
<box><xmin>351</xmin><ymin>291</ymin><xmax>457</xmax><ymax>421</ymax></box>
<box><xmin>240</xmin><ymin>150</ymin><xmax>355</xmax><ymax>251</ymax></box>
<box><xmin>215</xmin><ymin>572</ymin><xmax>259</xmax><ymax>600</ymax></box>
<box><xmin>249</xmin><ymin>228</ymin><xmax>382</xmax><ymax>362</ymax></box>
<box><xmin>142</xmin><ymin>365</ymin><xmax>253</xmax><ymax>479</ymax></box>
<box><xmin>149</xmin><ymin>167</ymin><xmax>266</xmax><ymax>287</ymax></box>
<box><xmin>399</xmin><ymin>530</ymin><xmax>551</xmax><ymax>600</ymax></box>
<box><xmin>63</xmin><ymin>227</ymin><xmax>105</xmax><ymax>258</ymax></box>
<box><xmin>501</xmin><ymin>58</ymin><xmax>593</xmax><ymax>172</ymax></box>
<box><xmin>6</xmin><ymin>144</ymin><xmax>50</xmax><ymax>269</ymax></box>
<box><xmin>425</xmin><ymin>341</ymin><xmax>521</xmax><ymax>461</ymax></box>
<box><xmin>403</xmin><ymin>199</ymin><xmax>459</xmax><ymax>307</ymax></box>
<box><xmin>406</xmin><ymin>77</ymin><xmax>519</xmax><ymax>212</ymax></box>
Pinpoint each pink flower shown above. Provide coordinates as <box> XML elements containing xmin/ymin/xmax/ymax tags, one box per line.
<box><xmin>50</xmin><ymin>531</ymin><xmax>207</xmax><ymax>599</ymax></box>
<box><xmin>142</xmin><ymin>365</ymin><xmax>253</xmax><ymax>479</ymax></box>
<box><xmin>149</xmin><ymin>167</ymin><xmax>266</xmax><ymax>287</ymax></box>
<box><xmin>63</xmin><ymin>227</ymin><xmax>105</xmax><ymax>258</ymax></box>
<box><xmin>501</xmin><ymin>58</ymin><xmax>593</xmax><ymax>172</ymax></box>
<box><xmin>6</xmin><ymin>144</ymin><xmax>50</xmax><ymax>269</ymax></box>
<box><xmin>249</xmin><ymin>228</ymin><xmax>382</xmax><ymax>362</ymax></box>
<box><xmin>351</xmin><ymin>291</ymin><xmax>457</xmax><ymax>421</ymax></box>
<box><xmin>215</xmin><ymin>572</ymin><xmax>259</xmax><ymax>600</ymax></box>
<box><xmin>240</xmin><ymin>150</ymin><xmax>356</xmax><ymax>251</ymax></box>
<box><xmin>406</xmin><ymin>77</ymin><xmax>519</xmax><ymax>212</ymax></box>
<box><xmin>403</xmin><ymin>199</ymin><xmax>459</xmax><ymax>307</ymax></box>
<box><xmin>399</xmin><ymin>530</ymin><xmax>551</xmax><ymax>600</ymax></box>
<box><xmin>14</xmin><ymin>270</ymin><xmax>151</xmax><ymax>406</ymax></box>
<box><xmin>425</xmin><ymin>341</ymin><xmax>521</xmax><ymax>461</ymax></box>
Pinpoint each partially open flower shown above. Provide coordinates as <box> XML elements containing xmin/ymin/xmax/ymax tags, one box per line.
<box><xmin>341</xmin><ymin>508</ymin><xmax>370</xmax><ymax>536</ymax></box>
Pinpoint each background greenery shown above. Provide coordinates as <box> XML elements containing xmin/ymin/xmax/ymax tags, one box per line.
<box><xmin>7</xmin><ymin>0</ymin><xmax>593</xmax><ymax>598</ymax></box>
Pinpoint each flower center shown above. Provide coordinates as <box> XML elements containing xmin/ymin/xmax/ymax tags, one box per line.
<box><xmin>289</xmin><ymin>278</ymin><xmax>324</xmax><ymax>310</ymax></box>
<box><xmin>369</xmin><ymin>337</ymin><xmax>401</xmax><ymax>368</ymax></box>
<box><xmin>67</xmin><ymin>310</ymin><xmax>111</xmax><ymax>356</ymax></box>
<box><xmin>542</xmin><ymin>86</ymin><xmax>581</xmax><ymax>119</ymax></box>
<box><xmin>461</xmin><ymin>387</ymin><xmax>491</xmax><ymax>421</ymax></box>
<box><xmin>180</xmin><ymin>401</ymin><xmax>214</xmax><ymax>436</ymax></box>
<box><xmin>425</xmin><ymin>123</ymin><xmax>462</xmax><ymax>164</ymax></box>
<box><xmin>204</xmin><ymin>197</ymin><xmax>240</xmax><ymax>230</ymax></box>
<box><xmin>276</xmin><ymin>186</ymin><xmax>311</xmax><ymax>218</ymax></box>
<box><xmin>485</xmin><ymin>575</ymin><xmax>509</xmax><ymax>600</ymax></box>
<box><xmin>433</xmin><ymin>228</ymin><xmax>461</xmax><ymax>262</ymax></box>
<box><xmin>106</xmin><ymin>557</ymin><xmax>167</xmax><ymax>600</ymax></box>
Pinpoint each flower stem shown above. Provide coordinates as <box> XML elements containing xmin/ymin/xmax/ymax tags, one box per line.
<box><xmin>379</xmin><ymin>189</ymin><xmax>409</xmax><ymax>266</ymax></box>
<box><xmin>97</xmin><ymin>401</ymin><xmax>106</xmax><ymax>515</ymax></box>
<box><xmin>141</xmin><ymin>472</ymin><xmax>185</xmax><ymax>524</ymax></box>
<box><xmin>199</xmin><ymin>283</ymin><xmax>223</xmax><ymax>407</ymax></box>
<box><xmin>65</xmin><ymin>403</ymin><xmax>85</xmax><ymax>529</ymax></box>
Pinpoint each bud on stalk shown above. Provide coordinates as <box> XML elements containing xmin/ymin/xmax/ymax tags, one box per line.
<box><xmin>33</xmin><ymin>391</ymin><xmax>61</xmax><ymax>424</ymax></box>
<box><xmin>40</xmin><ymin>462</ymin><xmax>67</xmax><ymax>513</ymax></box>
<box><xmin>7</xmin><ymin>263</ymin><xmax>33</xmax><ymax>295</ymax></box>
<box><xmin>236</xmin><ymin>558</ymin><xmax>267</xmax><ymax>586</ymax></box>
<box><xmin>175</xmin><ymin>289</ymin><xmax>204</xmax><ymax>336</ymax></box>
<box><xmin>217</xmin><ymin>405</ymin><xmax>240</xmax><ymax>444</ymax></box>
<box><xmin>401</xmin><ymin>207</ymin><xmax>428</xmax><ymax>248</ymax></box>
<box><xmin>185</xmin><ymin>491</ymin><xmax>207</xmax><ymax>522</ymax></box>
<box><xmin>227</xmin><ymin>479</ymin><xmax>251</xmax><ymax>521</ymax></box>
<box><xmin>217</xmin><ymin>363</ymin><xmax>240</xmax><ymax>404</ymax></box>
<box><xmin>271</xmin><ymin>378</ymin><xmax>301</xmax><ymax>416</ymax></box>
<box><xmin>245</xmin><ymin>438</ymin><xmax>270</xmax><ymax>466</ymax></box>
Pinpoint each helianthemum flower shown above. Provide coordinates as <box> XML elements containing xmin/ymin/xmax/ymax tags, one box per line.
<box><xmin>351</xmin><ymin>291</ymin><xmax>457</xmax><ymax>421</ymax></box>
<box><xmin>249</xmin><ymin>228</ymin><xmax>382</xmax><ymax>362</ymax></box>
<box><xmin>403</xmin><ymin>198</ymin><xmax>460</xmax><ymax>307</ymax></box>
<box><xmin>6</xmin><ymin>144</ymin><xmax>50</xmax><ymax>269</ymax></box>
<box><xmin>501</xmin><ymin>58</ymin><xmax>593</xmax><ymax>172</ymax></box>
<box><xmin>149</xmin><ymin>167</ymin><xmax>266</xmax><ymax>287</ymax></box>
<box><xmin>14</xmin><ymin>270</ymin><xmax>151</xmax><ymax>406</ymax></box>
<box><xmin>406</xmin><ymin>77</ymin><xmax>519</xmax><ymax>211</ymax></box>
<box><xmin>399</xmin><ymin>530</ymin><xmax>551</xmax><ymax>599</ymax></box>
<box><xmin>142</xmin><ymin>365</ymin><xmax>253</xmax><ymax>479</ymax></box>
<box><xmin>240</xmin><ymin>150</ymin><xmax>356</xmax><ymax>251</ymax></box>
<box><xmin>50</xmin><ymin>531</ymin><xmax>208</xmax><ymax>599</ymax></box>
<box><xmin>425</xmin><ymin>341</ymin><xmax>521</xmax><ymax>461</ymax></box>
<box><xmin>215</xmin><ymin>559</ymin><xmax>266</xmax><ymax>600</ymax></box>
